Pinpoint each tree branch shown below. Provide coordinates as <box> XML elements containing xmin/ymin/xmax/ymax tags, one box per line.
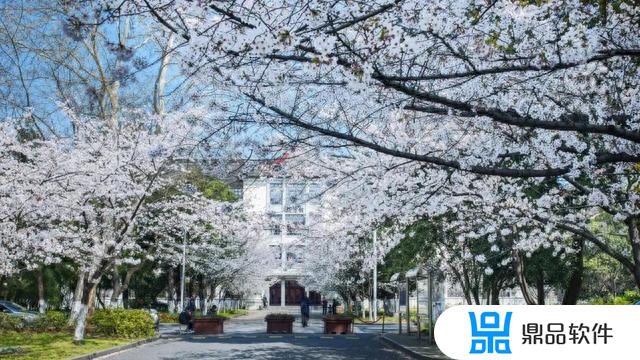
<box><xmin>245</xmin><ymin>93</ymin><xmax>569</xmax><ymax>178</ymax></box>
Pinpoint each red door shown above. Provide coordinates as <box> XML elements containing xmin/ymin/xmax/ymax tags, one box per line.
<box><xmin>285</xmin><ymin>280</ymin><xmax>305</xmax><ymax>305</ymax></box>
<box><xmin>269</xmin><ymin>283</ymin><xmax>281</xmax><ymax>306</ymax></box>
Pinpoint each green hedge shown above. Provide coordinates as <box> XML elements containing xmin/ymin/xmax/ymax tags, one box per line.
<box><xmin>590</xmin><ymin>290</ymin><xmax>640</xmax><ymax>305</ymax></box>
<box><xmin>89</xmin><ymin>309</ymin><xmax>154</xmax><ymax>338</ymax></box>
<box><xmin>0</xmin><ymin>311</ymin><xmax>70</xmax><ymax>332</ymax></box>
<box><xmin>0</xmin><ymin>313</ymin><xmax>26</xmax><ymax>332</ymax></box>
<box><xmin>33</xmin><ymin>311</ymin><xmax>68</xmax><ymax>331</ymax></box>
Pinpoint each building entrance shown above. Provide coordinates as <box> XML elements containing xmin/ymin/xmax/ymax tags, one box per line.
<box><xmin>269</xmin><ymin>280</ymin><xmax>322</xmax><ymax>306</ymax></box>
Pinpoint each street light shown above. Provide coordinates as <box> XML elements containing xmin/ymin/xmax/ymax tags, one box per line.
<box><xmin>180</xmin><ymin>183</ymin><xmax>196</xmax><ymax>311</ymax></box>
<box><xmin>373</xmin><ymin>229</ymin><xmax>378</xmax><ymax>322</ymax></box>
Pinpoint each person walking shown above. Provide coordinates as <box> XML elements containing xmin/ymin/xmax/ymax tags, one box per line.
<box><xmin>186</xmin><ymin>294</ymin><xmax>197</xmax><ymax>331</ymax></box>
<box><xmin>262</xmin><ymin>295</ymin><xmax>268</xmax><ymax>310</ymax></box>
<box><xmin>321</xmin><ymin>299</ymin><xmax>328</xmax><ymax>315</ymax></box>
<box><xmin>300</xmin><ymin>295</ymin><xmax>310</xmax><ymax>327</ymax></box>
<box><xmin>332</xmin><ymin>298</ymin><xmax>338</xmax><ymax>314</ymax></box>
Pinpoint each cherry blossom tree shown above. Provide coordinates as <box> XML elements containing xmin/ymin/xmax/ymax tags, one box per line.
<box><xmin>137</xmin><ymin>191</ymin><xmax>268</xmax><ymax>313</ymax></box>
<box><xmin>29</xmin><ymin>1</ymin><xmax>640</xmax><ymax>301</ymax></box>
<box><xmin>0</xmin><ymin>105</ymin><xmax>253</xmax><ymax>340</ymax></box>
<box><xmin>91</xmin><ymin>0</ymin><xmax>639</xmax><ymax>280</ymax></box>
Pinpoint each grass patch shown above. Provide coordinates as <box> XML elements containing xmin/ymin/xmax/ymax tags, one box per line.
<box><xmin>217</xmin><ymin>309</ymin><xmax>248</xmax><ymax>319</ymax></box>
<box><xmin>0</xmin><ymin>332</ymin><xmax>139</xmax><ymax>360</ymax></box>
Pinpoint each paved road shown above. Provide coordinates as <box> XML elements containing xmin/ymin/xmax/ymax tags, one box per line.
<box><xmin>105</xmin><ymin>311</ymin><xmax>412</xmax><ymax>360</ymax></box>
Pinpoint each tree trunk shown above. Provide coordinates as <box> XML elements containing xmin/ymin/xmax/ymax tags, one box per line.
<box><xmin>153</xmin><ymin>33</ymin><xmax>174</xmax><ymax>115</ymax></box>
<box><xmin>69</xmin><ymin>271</ymin><xmax>86</xmax><ymax>325</ymax></box>
<box><xmin>167</xmin><ymin>267</ymin><xmax>176</xmax><ymax>313</ymax></box>
<box><xmin>110</xmin><ymin>267</ymin><xmax>121</xmax><ymax>308</ymax></box>
<box><xmin>468</xmin><ymin>270</ymin><xmax>480</xmax><ymax>305</ymax></box>
<box><xmin>123</xmin><ymin>289</ymin><xmax>130</xmax><ymax>309</ymax></box>
<box><xmin>110</xmin><ymin>263</ymin><xmax>142</xmax><ymax>307</ymax></box>
<box><xmin>451</xmin><ymin>269</ymin><xmax>472</xmax><ymax>305</ymax></box>
<box><xmin>36</xmin><ymin>266</ymin><xmax>46</xmax><ymax>313</ymax></box>
<box><xmin>87</xmin><ymin>285</ymin><xmax>98</xmax><ymax>316</ymax></box>
<box><xmin>96</xmin><ymin>286</ymin><xmax>106</xmax><ymax>309</ymax></box>
<box><xmin>513</xmin><ymin>249</ymin><xmax>537</xmax><ymax>305</ymax></box>
<box><xmin>562</xmin><ymin>238</ymin><xmax>584</xmax><ymax>305</ymax></box>
<box><xmin>204</xmin><ymin>282</ymin><xmax>212</xmax><ymax>315</ymax></box>
<box><xmin>627</xmin><ymin>217</ymin><xmax>640</xmax><ymax>290</ymax></box>
<box><xmin>490</xmin><ymin>282</ymin><xmax>500</xmax><ymax>305</ymax></box>
<box><xmin>187</xmin><ymin>273</ymin><xmax>193</xmax><ymax>300</ymax></box>
<box><xmin>198</xmin><ymin>274</ymin><xmax>206</xmax><ymax>314</ymax></box>
<box><xmin>0</xmin><ymin>275</ymin><xmax>7</xmax><ymax>299</ymax></box>
<box><xmin>473</xmin><ymin>289</ymin><xmax>481</xmax><ymax>305</ymax></box>
<box><xmin>460</xmin><ymin>264</ymin><xmax>474</xmax><ymax>305</ymax></box>
<box><xmin>536</xmin><ymin>275</ymin><xmax>545</xmax><ymax>305</ymax></box>
<box><xmin>73</xmin><ymin>279</ymin><xmax>99</xmax><ymax>343</ymax></box>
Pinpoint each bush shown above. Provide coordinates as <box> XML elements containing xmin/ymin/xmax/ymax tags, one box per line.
<box><xmin>264</xmin><ymin>313</ymin><xmax>295</xmax><ymax>321</ymax></box>
<box><xmin>1</xmin><ymin>311</ymin><xmax>71</xmax><ymax>333</ymax></box>
<box><xmin>323</xmin><ymin>313</ymin><xmax>354</xmax><ymax>320</ymax></box>
<box><xmin>89</xmin><ymin>309</ymin><xmax>155</xmax><ymax>338</ymax></box>
<box><xmin>32</xmin><ymin>311</ymin><xmax>68</xmax><ymax>331</ymax></box>
<box><xmin>158</xmin><ymin>312</ymin><xmax>178</xmax><ymax>323</ymax></box>
<box><xmin>589</xmin><ymin>290</ymin><xmax>640</xmax><ymax>305</ymax></box>
<box><xmin>0</xmin><ymin>314</ymin><xmax>26</xmax><ymax>332</ymax></box>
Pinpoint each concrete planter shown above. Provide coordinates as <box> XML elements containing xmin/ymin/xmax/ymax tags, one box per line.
<box><xmin>265</xmin><ymin>318</ymin><xmax>294</xmax><ymax>334</ymax></box>
<box><xmin>193</xmin><ymin>317</ymin><xmax>225</xmax><ymax>335</ymax></box>
<box><xmin>323</xmin><ymin>317</ymin><xmax>353</xmax><ymax>334</ymax></box>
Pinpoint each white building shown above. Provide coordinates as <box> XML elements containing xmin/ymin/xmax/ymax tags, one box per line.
<box><xmin>237</xmin><ymin>176</ymin><xmax>323</xmax><ymax>309</ymax></box>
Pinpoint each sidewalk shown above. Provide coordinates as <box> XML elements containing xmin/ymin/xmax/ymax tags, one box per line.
<box><xmin>380</xmin><ymin>333</ymin><xmax>450</xmax><ymax>360</ymax></box>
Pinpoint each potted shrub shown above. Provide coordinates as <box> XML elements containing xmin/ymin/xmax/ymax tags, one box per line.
<box><xmin>192</xmin><ymin>315</ymin><xmax>226</xmax><ymax>335</ymax></box>
<box><xmin>323</xmin><ymin>313</ymin><xmax>354</xmax><ymax>334</ymax></box>
<box><xmin>265</xmin><ymin>313</ymin><xmax>295</xmax><ymax>334</ymax></box>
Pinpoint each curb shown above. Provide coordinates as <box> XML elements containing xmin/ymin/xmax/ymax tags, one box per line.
<box><xmin>70</xmin><ymin>336</ymin><xmax>160</xmax><ymax>360</ymax></box>
<box><xmin>379</xmin><ymin>334</ymin><xmax>434</xmax><ymax>360</ymax></box>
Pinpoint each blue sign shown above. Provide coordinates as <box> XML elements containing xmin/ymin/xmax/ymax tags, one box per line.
<box><xmin>468</xmin><ymin>311</ymin><xmax>512</xmax><ymax>354</ymax></box>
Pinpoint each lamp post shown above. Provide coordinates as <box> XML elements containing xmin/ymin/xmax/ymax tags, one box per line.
<box><xmin>280</xmin><ymin>180</ymin><xmax>286</xmax><ymax>308</ymax></box>
<box><xmin>424</xmin><ymin>263</ymin><xmax>438</xmax><ymax>345</ymax></box>
<box><xmin>180</xmin><ymin>183</ymin><xmax>196</xmax><ymax>311</ymax></box>
<box><xmin>180</xmin><ymin>229</ymin><xmax>187</xmax><ymax>311</ymax></box>
<box><xmin>428</xmin><ymin>269</ymin><xmax>434</xmax><ymax>345</ymax></box>
<box><xmin>373</xmin><ymin>229</ymin><xmax>378</xmax><ymax>322</ymax></box>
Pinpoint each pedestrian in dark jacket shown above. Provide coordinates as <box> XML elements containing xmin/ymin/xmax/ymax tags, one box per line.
<box><xmin>300</xmin><ymin>295</ymin><xmax>310</xmax><ymax>327</ymax></box>
<box><xmin>186</xmin><ymin>294</ymin><xmax>196</xmax><ymax>331</ymax></box>
<box><xmin>321</xmin><ymin>299</ymin><xmax>328</xmax><ymax>315</ymax></box>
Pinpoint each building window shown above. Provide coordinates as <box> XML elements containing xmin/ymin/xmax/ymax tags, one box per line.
<box><xmin>270</xmin><ymin>182</ymin><xmax>283</xmax><ymax>205</ymax></box>
<box><xmin>286</xmin><ymin>245</ymin><xmax>306</xmax><ymax>266</ymax></box>
<box><xmin>286</xmin><ymin>214</ymin><xmax>305</xmax><ymax>235</ymax></box>
<box><xmin>285</xmin><ymin>183</ymin><xmax>305</xmax><ymax>213</ymax></box>
<box><xmin>269</xmin><ymin>214</ymin><xmax>282</xmax><ymax>235</ymax></box>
